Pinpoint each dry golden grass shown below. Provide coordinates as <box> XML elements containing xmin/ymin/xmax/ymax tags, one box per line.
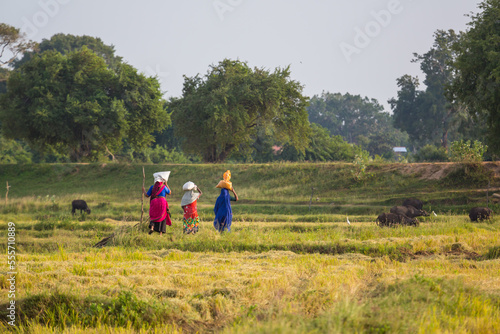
<box><xmin>1</xmin><ymin>162</ymin><xmax>500</xmax><ymax>332</ymax></box>
<box><xmin>1</xmin><ymin>216</ymin><xmax>500</xmax><ymax>333</ymax></box>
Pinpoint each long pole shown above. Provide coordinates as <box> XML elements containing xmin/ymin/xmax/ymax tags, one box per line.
<box><xmin>309</xmin><ymin>186</ymin><xmax>314</xmax><ymax>211</ymax></box>
<box><xmin>6</xmin><ymin>181</ymin><xmax>10</xmax><ymax>205</ymax></box>
<box><xmin>487</xmin><ymin>179</ymin><xmax>490</xmax><ymax>209</ymax></box>
<box><xmin>140</xmin><ymin>166</ymin><xmax>145</xmax><ymax>224</ymax></box>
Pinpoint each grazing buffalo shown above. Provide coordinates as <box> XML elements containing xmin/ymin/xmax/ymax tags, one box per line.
<box><xmin>390</xmin><ymin>205</ymin><xmax>429</xmax><ymax>218</ymax></box>
<box><xmin>469</xmin><ymin>207</ymin><xmax>492</xmax><ymax>222</ymax></box>
<box><xmin>72</xmin><ymin>200</ymin><xmax>91</xmax><ymax>215</ymax></box>
<box><xmin>376</xmin><ymin>212</ymin><xmax>419</xmax><ymax>227</ymax></box>
<box><xmin>402</xmin><ymin>198</ymin><xmax>424</xmax><ymax>210</ymax></box>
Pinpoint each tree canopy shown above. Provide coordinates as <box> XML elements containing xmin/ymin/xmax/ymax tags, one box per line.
<box><xmin>308</xmin><ymin>92</ymin><xmax>407</xmax><ymax>157</ymax></box>
<box><xmin>449</xmin><ymin>0</ymin><xmax>500</xmax><ymax>154</ymax></box>
<box><xmin>0</xmin><ymin>47</ymin><xmax>169</xmax><ymax>161</ymax></box>
<box><xmin>279</xmin><ymin>123</ymin><xmax>366</xmax><ymax>162</ymax></box>
<box><xmin>389</xmin><ymin>30</ymin><xmax>467</xmax><ymax>149</ymax></box>
<box><xmin>169</xmin><ymin>59</ymin><xmax>311</xmax><ymax>162</ymax></box>
<box><xmin>13</xmin><ymin>33</ymin><xmax>122</xmax><ymax>70</ymax></box>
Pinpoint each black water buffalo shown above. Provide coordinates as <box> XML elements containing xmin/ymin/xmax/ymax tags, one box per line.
<box><xmin>402</xmin><ymin>198</ymin><xmax>424</xmax><ymax>210</ymax></box>
<box><xmin>72</xmin><ymin>200</ymin><xmax>91</xmax><ymax>215</ymax></box>
<box><xmin>469</xmin><ymin>207</ymin><xmax>492</xmax><ymax>221</ymax></box>
<box><xmin>390</xmin><ymin>205</ymin><xmax>429</xmax><ymax>218</ymax></box>
<box><xmin>376</xmin><ymin>212</ymin><xmax>419</xmax><ymax>227</ymax></box>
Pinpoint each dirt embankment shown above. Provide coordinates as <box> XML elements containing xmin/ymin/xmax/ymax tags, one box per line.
<box><xmin>381</xmin><ymin>162</ymin><xmax>500</xmax><ymax>181</ymax></box>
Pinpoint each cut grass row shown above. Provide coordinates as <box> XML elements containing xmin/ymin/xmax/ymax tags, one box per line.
<box><xmin>2</xmin><ymin>215</ymin><xmax>499</xmax><ymax>258</ymax></box>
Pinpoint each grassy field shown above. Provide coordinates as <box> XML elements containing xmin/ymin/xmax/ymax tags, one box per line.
<box><xmin>1</xmin><ymin>162</ymin><xmax>500</xmax><ymax>333</ymax></box>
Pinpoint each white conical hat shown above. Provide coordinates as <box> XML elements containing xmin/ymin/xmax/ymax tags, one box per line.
<box><xmin>153</xmin><ymin>171</ymin><xmax>170</xmax><ymax>183</ymax></box>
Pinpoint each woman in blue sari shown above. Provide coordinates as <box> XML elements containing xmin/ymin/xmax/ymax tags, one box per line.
<box><xmin>213</xmin><ymin>187</ymin><xmax>238</xmax><ymax>232</ymax></box>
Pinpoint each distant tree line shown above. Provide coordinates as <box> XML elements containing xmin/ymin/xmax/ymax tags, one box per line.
<box><xmin>1</xmin><ymin>0</ymin><xmax>499</xmax><ymax>163</ymax></box>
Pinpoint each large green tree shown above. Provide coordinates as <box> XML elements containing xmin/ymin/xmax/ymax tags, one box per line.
<box><xmin>0</xmin><ymin>48</ymin><xmax>169</xmax><ymax>161</ymax></box>
<box><xmin>308</xmin><ymin>92</ymin><xmax>384</xmax><ymax>143</ymax></box>
<box><xmin>450</xmin><ymin>0</ymin><xmax>500</xmax><ymax>153</ymax></box>
<box><xmin>308</xmin><ymin>92</ymin><xmax>407</xmax><ymax>157</ymax></box>
<box><xmin>169</xmin><ymin>59</ymin><xmax>311</xmax><ymax>162</ymax></box>
<box><xmin>13</xmin><ymin>33</ymin><xmax>121</xmax><ymax>70</ymax></box>
<box><xmin>389</xmin><ymin>30</ymin><xmax>466</xmax><ymax>149</ymax></box>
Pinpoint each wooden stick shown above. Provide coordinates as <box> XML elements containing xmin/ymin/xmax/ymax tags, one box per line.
<box><xmin>6</xmin><ymin>181</ymin><xmax>11</xmax><ymax>205</ymax></box>
<box><xmin>309</xmin><ymin>186</ymin><xmax>314</xmax><ymax>211</ymax></box>
<box><xmin>140</xmin><ymin>166</ymin><xmax>145</xmax><ymax>225</ymax></box>
<box><xmin>93</xmin><ymin>233</ymin><xmax>115</xmax><ymax>248</ymax></box>
<box><xmin>93</xmin><ymin>222</ymin><xmax>143</xmax><ymax>248</ymax></box>
<box><xmin>487</xmin><ymin>180</ymin><xmax>490</xmax><ymax>209</ymax></box>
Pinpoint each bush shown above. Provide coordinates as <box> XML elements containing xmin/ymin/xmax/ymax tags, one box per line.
<box><xmin>414</xmin><ymin>144</ymin><xmax>448</xmax><ymax>162</ymax></box>
<box><xmin>352</xmin><ymin>151</ymin><xmax>373</xmax><ymax>182</ymax></box>
<box><xmin>448</xmin><ymin>140</ymin><xmax>487</xmax><ymax>163</ymax></box>
<box><xmin>124</xmin><ymin>146</ymin><xmax>195</xmax><ymax>163</ymax></box>
<box><xmin>0</xmin><ymin>136</ymin><xmax>33</xmax><ymax>164</ymax></box>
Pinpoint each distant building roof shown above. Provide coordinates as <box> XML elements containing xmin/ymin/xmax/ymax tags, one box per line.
<box><xmin>393</xmin><ymin>147</ymin><xmax>407</xmax><ymax>153</ymax></box>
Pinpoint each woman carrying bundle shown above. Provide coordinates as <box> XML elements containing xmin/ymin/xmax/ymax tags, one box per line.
<box><xmin>213</xmin><ymin>170</ymin><xmax>238</xmax><ymax>233</ymax></box>
<box><xmin>142</xmin><ymin>171</ymin><xmax>172</xmax><ymax>236</ymax></box>
<box><xmin>181</xmin><ymin>181</ymin><xmax>202</xmax><ymax>234</ymax></box>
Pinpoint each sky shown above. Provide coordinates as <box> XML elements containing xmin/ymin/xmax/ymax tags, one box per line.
<box><xmin>1</xmin><ymin>0</ymin><xmax>482</xmax><ymax>113</ymax></box>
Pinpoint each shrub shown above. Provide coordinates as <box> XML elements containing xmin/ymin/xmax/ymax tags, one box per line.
<box><xmin>414</xmin><ymin>144</ymin><xmax>448</xmax><ymax>162</ymax></box>
<box><xmin>352</xmin><ymin>151</ymin><xmax>373</xmax><ymax>182</ymax></box>
<box><xmin>448</xmin><ymin>140</ymin><xmax>487</xmax><ymax>163</ymax></box>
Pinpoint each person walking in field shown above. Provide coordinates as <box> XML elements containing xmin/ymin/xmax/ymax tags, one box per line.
<box><xmin>142</xmin><ymin>171</ymin><xmax>172</xmax><ymax>236</ymax></box>
<box><xmin>181</xmin><ymin>181</ymin><xmax>202</xmax><ymax>234</ymax></box>
<box><xmin>213</xmin><ymin>170</ymin><xmax>238</xmax><ymax>233</ymax></box>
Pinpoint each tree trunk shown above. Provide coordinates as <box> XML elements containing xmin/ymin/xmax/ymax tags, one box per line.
<box><xmin>216</xmin><ymin>144</ymin><xmax>235</xmax><ymax>162</ymax></box>
<box><xmin>442</xmin><ymin>128</ymin><xmax>448</xmax><ymax>149</ymax></box>
<box><xmin>104</xmin><ymin>144</ymin><xmax>117</xmax><ymax>162</ymax></box>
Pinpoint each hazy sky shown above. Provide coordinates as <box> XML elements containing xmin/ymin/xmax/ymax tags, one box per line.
<box><xmin>1</xmin><ymin>0</ymin><xmax>481</xmax><ymax>112</ymax></box>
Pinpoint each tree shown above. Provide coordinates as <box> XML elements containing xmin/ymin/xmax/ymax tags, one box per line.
<box><xmin>308</xmin><ymin>92</ymin><xmax>407</xmax><ymax>157</ymax></box>
<box><xmin>279</xmin><ymin>123</ymin><xmax>366</xmax><ymax>162</ymax></box>
<box><xmin>308</xmin><ymin>92</ymin><xmax>383</xmax><ymax>143</ymax></box>
<box><xmin>0</xmin><ymin>23</ymin><xmax>37</xmax><ymax>95</ymax></box>
<box><xmin>389</xmin><ymin>75</ymin><xmax>428</xmax><ymax>147</ymax></box>
<box><xmin>450</xmin><ymin>0</ymin><xmax>500</xmax><ymax>154</ymax></box>
<box><xmin>0</xmin><ymin>67</ymin><xmax>8</xmax><ymax>94</ymax></box>
<box><xmin>0</xmin><ymin>23</ymin><xmax>37</xmax><ymax>67</ymax></box>
<box><xmin>169</xmin><ymin>59</ymin><xmax>311</xmax><ymax>162</ymax></box>
<box><xmin>0</xmin><ymin>48</ymin><xmax>169</xmax><ymax>161</ymax></box>
<box><xmin>13</xmin><ymin>33</ymin><xmax>121</xmax><ymax>70</ymax></box>
<box><xmin>389</xmin><ymin>30</ymin><xmax>465</xmax><ymax>149</ymax></box>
